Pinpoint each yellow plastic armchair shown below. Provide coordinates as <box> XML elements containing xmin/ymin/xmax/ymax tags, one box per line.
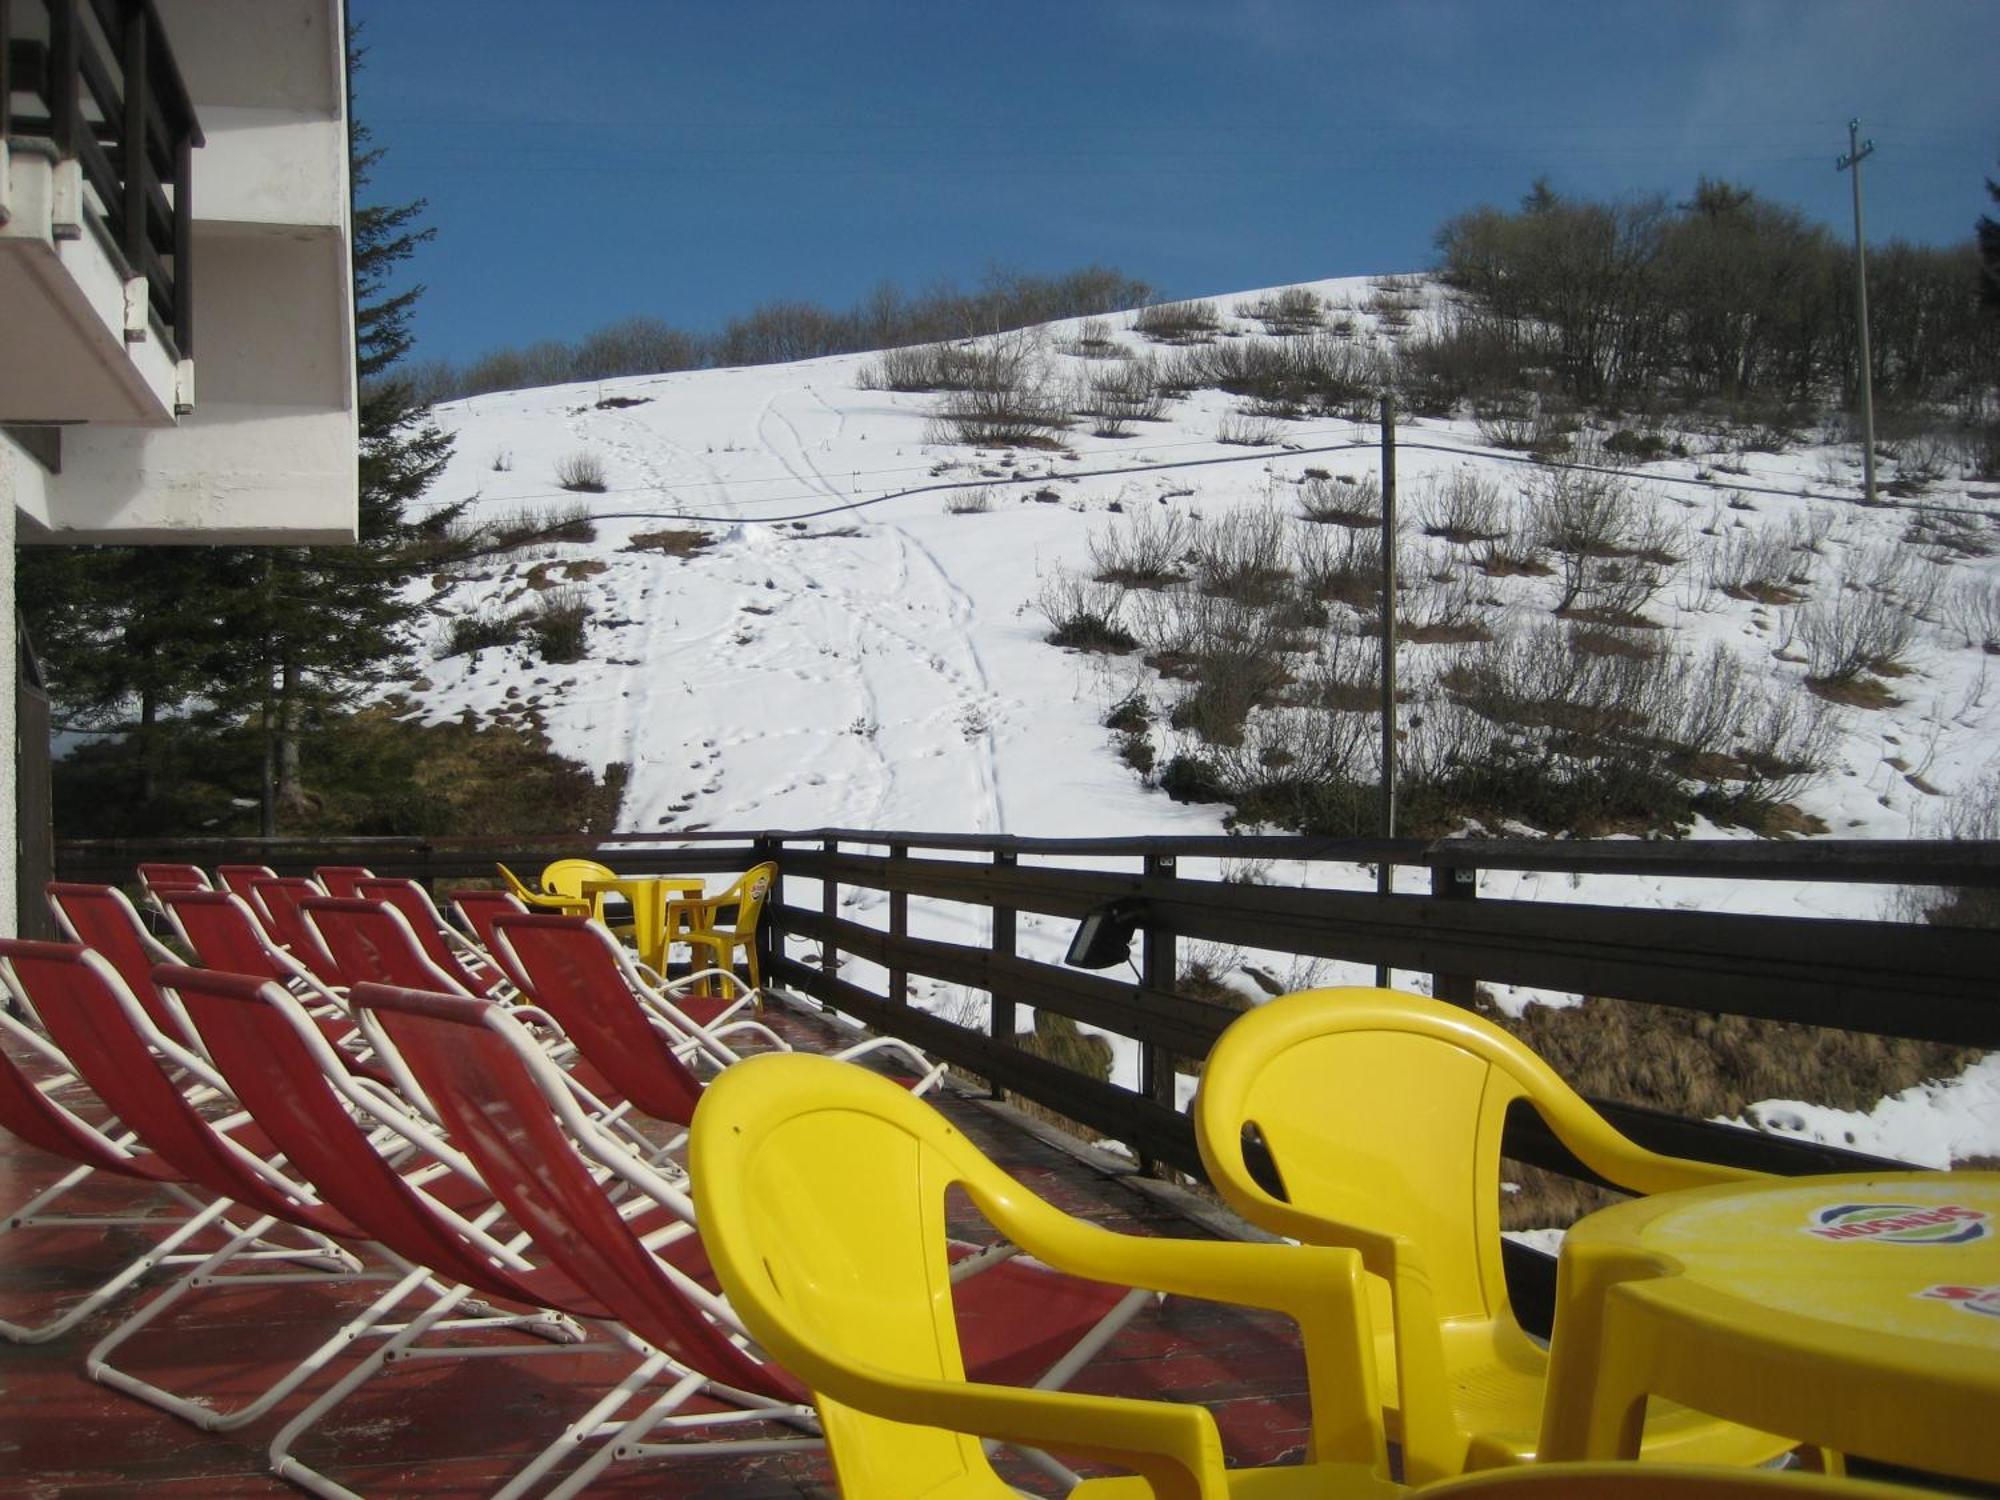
<box><xmin>1416</xmin><ymin>1466</ymin><xmax>1921</xmax><ymax>1498</ymax></box>
<box><xmin>664</xmin><ymin>860</ymin><xmax>776</xmax><ymax>996</ymax></box>
<box><xmin>494</xmin><ymin>862</ymin><xmax>590</xmax><ymax>915</ymax></box>
<box><xmin>1193</xmin><ymin>987</ymin><xmax>1787</xmax><ymax>1485</ymax></box>
<box><xmin>691</xmin><ymin>1051</ymin><xmax>1403</xmax><ymax>1500</ymax></box>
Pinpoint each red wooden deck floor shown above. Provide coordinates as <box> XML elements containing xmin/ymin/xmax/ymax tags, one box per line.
<box><xmin>0</xmin><ymin>1004</ymin><xmax>1319</xmax><ymax>1497</ymax></box>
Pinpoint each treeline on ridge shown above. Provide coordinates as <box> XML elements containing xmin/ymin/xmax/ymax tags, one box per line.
<box><xmin>1424</xmin><ymin>177</ymin><xmax>1996</xmax><ymax>419</ymax></box>
<box><xmin>407</xmin><ymin>265</ymin><xmax>1154</xmax><ymax>404</ymax></box>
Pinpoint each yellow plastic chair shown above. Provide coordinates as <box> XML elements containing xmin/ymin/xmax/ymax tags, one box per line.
<box><xmin>1417</xmin><ymin>1466</ymin><xmax>1920</xmax><ymax>1498</ymax></box>
<box><xmin>1193</xmin><ymin>988</ymin><xmax>1796</xmax><ymax>1485</ymax></box>
<box><xmin>691</xmin><ymin>1051</ymin><xmax>1403</xmax><ymax>1499</ymax></box>
<box><xmin>494</xmin><ymin>862</ymin><xmax>591</xmax><ymax>915</ymax></box>
<box><xmin>663</xmin><ymin>860</ymin><xmax>776</xmax><ymax>996</ymax></box>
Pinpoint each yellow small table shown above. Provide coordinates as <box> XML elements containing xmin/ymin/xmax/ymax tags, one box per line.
<box><xmin>581</xmin><ymin>876</ymin><xmax>705</xmax><ymax>972</ymax></box>
<box><xmin>1540</xmin><ymin>1170</ymin><xmax>2000</xmax><ymax>1484</ymax></box>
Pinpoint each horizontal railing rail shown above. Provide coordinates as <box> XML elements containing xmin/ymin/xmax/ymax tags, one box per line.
<box><xmin>2</xmin><ymin>0</ymin><xmax>199</xmax><ymax>356</ymax></box>
<box><xmin>55</xmin><ymin>828</ymin><xmax>2000</xmax><ymax>1328</ymax></box>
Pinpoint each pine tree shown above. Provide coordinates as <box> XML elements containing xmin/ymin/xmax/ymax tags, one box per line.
<box><xmin>1979</xmin><ymin>165</ymin><xmax>2000</xmax><ymax>312</ymax></box>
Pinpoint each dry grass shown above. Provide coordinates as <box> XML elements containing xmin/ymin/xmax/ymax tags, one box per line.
<box><xmin>625</xmin><ymin>528</ymin><xmax>716</xmax><ymax>557</ymax></box>
<box><xmin>1484</xmin><ymin>992</ymin><xmax>1979</xmax><ymax>1228</ymax></box>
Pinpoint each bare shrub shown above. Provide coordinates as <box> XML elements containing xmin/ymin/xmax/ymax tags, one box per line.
<box><xmin>1059</xmin><ymin>317</ymin><xmax>1129</xmax><ymax>360</ymax></box>
<box><xmin>1297</xmin><ymin>526</ymin><xmax>1384</xmax><ymax>609</ymax></box>
<box><xmin>1215</xmin><ymin>413</ymin><xmax>1284</xmax><ymax>447</ymax></box>
<box><xmin>488</xmin><ymin>502</ymin><xmax>597</xmax><ymax>552</ymax></box>
<box><xmin>1072</xmin><ymin>359</ymin><xmax>1167</xmax><ymax>436</ymax></box>
<box><xmin>1089</xmin><ymin>507</ymin><xmax>1191</xmax><ymax>588</ymax></box>
<box><xmin>928</xmin><ymin>368</ymin><xmax>1071</xmax><ymax>447</ymax></box>
<box><xmin>554</xmin><ymin>450</ymin><xmax>608</xmax><ymax>493</ymax></box>
<box><xmin>527</xmin><ymin>586</ymin><xmax>591</xmax><ymax>663</ymax></box>
<box><xmin>1943</xmin><ymin>578</ymin><xmax>2000</xmax><ymax>653</ymax></box>
<box><xmin>1239</xmin><ymin>287</ymin><xmax>1324</xmax><ymax>336</ymax></box>
<box><xmin>1419</xmin><ymin>470</ymin><xmax>1506</xmax><ymax>544</ymax></box>
<box><xmin>1037</xmin><ymin>573</ymin><xmax>1136</xmax><ymax>653</ymax></box>
<box><xmin>1133</xmin><ymin>299</ymin><xmax>1221</xmax><ymax>344</ymax></box>
<box><xmin>1298</xmin><ymin>473</ymin><xmax>1383</xmax><ymax>527</ymax></box>
<box><xmin>1788</xmin><ymin>585</ymin><xmax>1918</xmax><ymax>683</ymax></box>
<box><xmin>1400</xmin><ymin>571</ymin><xmax>1494</xmax><ymax>643</ymax></box>
<box><xmin>1171</xmin><ymin>334</ymin><xmax>1380</xmax><ymax>416</ymax></box>
<box><xmin>1529</xmin><ymin>468</ymin><xmax>1672</xmax><ymax>616</ymax></box>
<box><xmin>944</xmin><ymin>489</ymin><xmax>992</xmax><ymax>515</ymax></box>
<box><xmin>1702</xmin><ymin>525</ymin><xmax>1802</xmax><ymax>603</ymax></box>
<box><xmin>1189</xmin><ymin>505</ymin><xmax>1292</xmax><ymax>604</ymax></box>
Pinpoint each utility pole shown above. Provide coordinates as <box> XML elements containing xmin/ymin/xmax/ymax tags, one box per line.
<box><xmin>1837</xmin><ymin>118</ymin><xmax>1877</xmax><ymax>506</ymax></box>
<box><xmin>1376</xmin><ymin>395</ymin><xmax>1398</xmax><ymax>986</ymax></box>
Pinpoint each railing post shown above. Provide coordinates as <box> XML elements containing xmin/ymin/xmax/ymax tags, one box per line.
<box><xmin>990</xmin><ymin>849</ymin><xmax>1017</xmax><ymax>1100</ymax></box>
<box><xmin>119</xmin><ymin>0</ymin><xmax>149</xmax><ymax>279</ymax></box>
<box><xmin>754</xmin><ymin>834</ymin><xmax>779</xmax><ymax>986</ymax></box>
<box><xmin>1430</xmin><ymin>862</ymin><xmax>1479</xmax><ymax>1006</ymax></box>
<box><xmin>888</xmin><ymin>842</ymin><xmax>908</xmax><ymax>1006</ymax></box>
<box><xmin>171</xmin><ymin>129</ymin><xmax>192</xmax><ymax>355</ymax></box>
<box><xmin>1</xmin><ymin>0</ymin><xmax>14</xmax><ymax>149</ymax></box>
<box><xmin>820</xmin><ymin>837</ymin><xmax>839</xmax><ymax>980</ymax></box>
<box><xmin>1138</xmin><ymin>850</ymin><xmax>1178</xmax><ymax>1175</ymax></box>
<box><xmin>47</xmin><ymin>0</ymin><xmax>77</xmax><ymax>160</ymax></box>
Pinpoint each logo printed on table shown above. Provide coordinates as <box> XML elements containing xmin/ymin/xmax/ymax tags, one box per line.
<box><xmin>1919</xmin><ymin>1284</ymin><xmax>2000</xmax><ymax>1318</ymax></box>
<box><xmin>1806</xmin><ymin>1203</ymin><xmax>1990</xmax><ymax>1245</ymax></box>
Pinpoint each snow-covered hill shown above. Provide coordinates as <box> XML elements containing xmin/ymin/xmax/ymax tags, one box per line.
<box><xmin>405</xmin><ymin>273</ymin><xmax>2000</xmax><ymax>1166</ymax></box>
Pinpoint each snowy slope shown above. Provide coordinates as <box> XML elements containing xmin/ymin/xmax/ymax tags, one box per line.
<box><xmin>404</xmin><ymin>274</ymin><xmax>2000</xmax><ymax>1166</ymax></box>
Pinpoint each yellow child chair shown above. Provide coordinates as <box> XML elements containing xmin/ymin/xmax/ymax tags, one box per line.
<box><xmin>1193</xmin><ymin>988</ymin><xmax>1798</xmax><ymax>1485</ymax></box>
<box><xmin>691</xmin><ymin>1051</ymin><xmax>1403</xmax><ymax>1500</ymax></box>
<box><xmin>663</xmin><ymin>860</ymin><xmax>775</xmax><ymax>996</ymax></box>
<box><xmin>494</xmin><ymin>862</ymin><xmax>590</xmax><ymax>915</ymax></box>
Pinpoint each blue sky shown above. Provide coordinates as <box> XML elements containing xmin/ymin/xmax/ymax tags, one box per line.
<box><xmin>347</xmin><ymin>0</ymin><xmax>1997</xmax><ymax>369</ymax></box>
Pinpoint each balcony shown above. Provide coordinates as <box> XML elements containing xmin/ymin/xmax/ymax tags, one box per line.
<box><xmin>1</xmin><ymin>0</ymin><xmax>201</xmax><ymax>425</ymax></box>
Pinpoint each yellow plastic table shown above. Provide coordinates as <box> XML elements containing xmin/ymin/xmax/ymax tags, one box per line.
<box><xmin>1540</xmin><ymin>1170</ymin><xmax>2000</xmax><ymax>1484</ymax></box>
<box><xmin>581</xmin><ymin>876</ymin><xmax>704</xmax><ymax>972</ymax></box>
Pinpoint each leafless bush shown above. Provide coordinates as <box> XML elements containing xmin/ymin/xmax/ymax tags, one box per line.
<box><xmin>1072</xmin><ymin>359</ymin><xmax>1167</xmax><ymax>436</ymax></box>
<box><xmin>1133</xmin><ymin>299</ymin><xmax>1222</xmax><ymax>344</ymax></box>
<box><xmin>863</xmin><ymin>341</ymin><xmax>997</xmax><ymax>392</ymax></box>
<box><xmin>1059</xmin><ymin>318</ymin><xmax>1130</xmax><ymax>360</ymax></box>
<box><xmin>1399</xmin><ymin>571</ymin><xmax>1495</xmax><ymax>643</ymax></box>
<box><xmin>1166</xmin><ymin>335</ymin><xmax>1380</xmax><ymax>416</ymax></box>
<box><xmin>1478</xmin><ymin>403</ymin><xmax>1574</xmax><ymax>457</ymax></box>
<box><xmin>1787</xmin><ymin>584</ymin><xmax>1918</xmax><ymax>683</ymax></box>
<box><xmin>1189</xmin><ymin>505</ymin><xmax>1292</xmax><ymax>604</ymax></box>
<box><xmin>1036</xmin><ymin>573</ymin><xmax>1136</xmax><ymax>653</ymax></box>
<box><xmin>527</xmin><ymin>585</ymin><xmax>591</xmax><ymax>663</ymax></box>
<box><xmin>1703</xmin><ymin>524</ymin><xmax>1805</xmax><ymax>603</ymax></box>
<box><xmin>944</xmin><ymin>489</ymin><xmax>992</xmax><ymax>515</ymax></box>
<box><xmin>1943</xmin><ymin>578</ymin><xmax>2000</xmax><ymax>653</ymax></box>
<box><xmin>1297</xmin><ymin>525</ymin><xmax>1384</xmax><ymax>609</ymax></box>
<box><xmin>1419</xmin><ymin>470</ymin><xmax>1506</xmax><ymax>544</ymax></box>
<box><xmin>1215</xmin><ymin>413</ymin><xmax>1285</xmax><ymax>447</ymax></box>
<box><xmin>1298</xmin><ymin>473</ymin><xmax>1383</xmax><ymax>527</ymax></box>
<box><xmin>554</xmin><ymin>450</ymin><xmax>608</xmax><ymax>493</ymax></box>
<box><xmin>1239</xmin><ymin>287</ymin><xmax>1324</xmax><ymax>336</ymax></box>
<box><xmin>1089</xmin><ymin>506</ymin><xmax>1192</xmax><ymax>588</ymax></box>
<box><xmin>1530</xmin><ymin>468</ymin><xmax>1675</xmax><ymax>617</ymax></box>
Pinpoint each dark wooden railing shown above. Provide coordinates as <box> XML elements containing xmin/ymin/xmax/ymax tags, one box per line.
<box><xmin>2</xmin><ymin>0</ymin><xmax>200</xmax><ymax>356</ymax></box>
<box><xmin>56</xmin><ymin>830</ymin><xmax>2000</xmax><ymax>1326</ymax></box>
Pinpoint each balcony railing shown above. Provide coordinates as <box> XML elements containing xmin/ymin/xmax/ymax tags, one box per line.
<box><xmin>2</xmin><ymin>0</ymin><xmax>202</xmax><ymax>358</ymax></box>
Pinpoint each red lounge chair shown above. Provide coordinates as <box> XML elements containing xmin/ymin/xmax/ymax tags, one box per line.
<box><xmin>240</xmin><ymin>877</ymin><xmax>349</xmax><ymax>989</ymax></box>
<box><xmin>0</xmin><ymin>949</ymin><xmax>240</xmax><ymax>1343</ymax></box>
<box><xmin>214</xmin><ymin>862</ymin><xmax>281</xmax><ymax>901</ymax></box>
<box><xmin>355</xmin><ymin>877</ymin><xmax>512</xmax><ymax>997</ymax></box>
<box><xmin>312</xmin><ymin>865</ymin><xmax>375</xmax><ymax>898</ymax></box>
<box><xmin>45</xmin><ymin>882</ymin><xmax>204</xmax><ymax>1047</ymax></box>
<box><xmin>451</xmin><ymin>888</ymin><xmax>534</xmax><ymax>991</ymax></box>
<box><xmin>352</xmin><ymin>981</ymin><xmax>1147</xmax><ymax>1475</ymax></box>
<box><xmin>157</xmin><ymin>964</ymin><xmax>729</xmax><ymax>1496</ymax></box>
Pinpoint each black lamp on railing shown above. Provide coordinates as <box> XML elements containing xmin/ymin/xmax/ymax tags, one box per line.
<box><xmin>1063</xmin><ymin>897</ymin><xmax>1145</xmax><ymax>970</ymax></box>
